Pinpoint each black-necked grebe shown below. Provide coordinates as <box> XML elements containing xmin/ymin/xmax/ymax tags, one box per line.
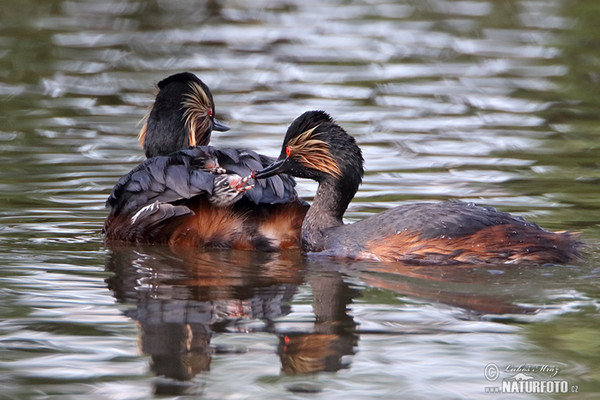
<box><xmin>104</xmin><ymin>73</ymin><xmax>308</xmax><ymax>249</ymax></box>
<box><xmin>104</xmin><ymin>147</ymin><xmax>257</xmax><ymax>246</ymax></box>
<box><xmin>252</xmin><ymin>111</ymin><xmax>580</xmax><ymax>264</ymax></box>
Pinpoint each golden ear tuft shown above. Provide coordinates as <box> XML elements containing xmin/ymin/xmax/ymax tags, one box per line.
<box><xmin>138</xmin><ymin>121</ymin><xmax>147</xmax><ymax>148</ymax></box>
<box><xmin>287</xmin><ymin>126</ymin><xmax>342</xmax><ymax>178</ymax></box>
<box><xmin>137</xmin><ymin>101</ymin><xmax>154</xmax><ymax>148</ymax></box>
<box><xmin>182</xmin><ymin>81</ymin><xmax>213</xmax><ymax>147</ymax></box>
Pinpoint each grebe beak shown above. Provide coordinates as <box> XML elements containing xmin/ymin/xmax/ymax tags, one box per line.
<box><xmin>212</xmin><ymin>118</ymin><xmax>230</xmax><ymax>132</ymax></box>
<box><xmin>252</xmin><ymin>159</ymin><xmax>288</xmax><ymax>179</ymax></box>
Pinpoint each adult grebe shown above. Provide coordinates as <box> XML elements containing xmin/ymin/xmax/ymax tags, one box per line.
<box><xmin>104</xmin><ymin>147</ymin><xmax>257</xmax><ymax>245</ymax></box>
<box><xmin>104</xmin><ymin>73</ymin><xmax>308</xmax><ymax>249</ymax></box>
<box><xmin>252</xmin><ymin>111</ymin><xmax>580</xmax><ymax>264</ymax></box>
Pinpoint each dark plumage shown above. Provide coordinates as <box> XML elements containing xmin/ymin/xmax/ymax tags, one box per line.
<box><xmin>253</xmin><ymin>111</ymin><xmax>581</xmax><ymax>265</ymax></box>
<box><xmin>106</xmin><ymin>148</ymin><xmax>217</xmax><ymax>217</ymax></box>
<box><xmin>104</xmin><ymin>147</ymin><xmax>253</xmax><ymax>243</ymax></box>
<box><xmin>104</xmin><ymin>73</ymin><xmax>307</xmax><ymax>249</ymax></box>
<box><xmin>139</xmin><ymin>72</ymin><xmax>229</xmax><ymax>158</ymax></box>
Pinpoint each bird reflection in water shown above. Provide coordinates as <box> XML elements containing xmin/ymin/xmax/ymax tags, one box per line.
<box><xmin>359</xmin><ymin>261</ymin><xmax>540</xmax><ymax>316</ymax></box>
<box><xmin>105</xmin><ymin>246</ymin><xmax>302</xmax><ymax>391</ymax></box>
<box><xmin>278</xmin><ymin>271</ymin><xmax>358</xmax><ymax>374</ymax></box>
<box><xmin>104</xmin><ymin>245</ymin><xmax>360</xmax><ymax>394</ymax></box>
<box><xmin>105</xmin><ymin>245</ymin><xmax>536</xmax><ymax>394</ymax></box>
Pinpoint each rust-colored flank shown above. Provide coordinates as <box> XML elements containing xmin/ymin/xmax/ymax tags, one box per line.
<box><xmin>365</xmin><ymin>224</ymin><xmax>579</xmax><ymax>265</ymax></box>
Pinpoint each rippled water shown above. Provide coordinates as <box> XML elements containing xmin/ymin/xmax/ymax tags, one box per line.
<box><xmin>1</xmin><ymin>0</ymin><xmax>600</xmax><ymax>398</ymax></box>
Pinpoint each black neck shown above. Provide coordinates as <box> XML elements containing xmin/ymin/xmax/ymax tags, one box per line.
<box><xmin>301</xmin><ymin>175</ymin><xmax>358</xmax><ymax>252</ymax></box>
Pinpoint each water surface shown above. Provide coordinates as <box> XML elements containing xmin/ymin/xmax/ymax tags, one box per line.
<box><xmin>1</xmin><ymin>0</ymin><xmax>600</xmax><ymax>398</ymax></box>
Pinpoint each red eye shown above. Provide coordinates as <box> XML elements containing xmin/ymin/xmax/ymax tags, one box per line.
<box><xmin>285</xmin><ymin>146</ymin><xmax>291</xmax><ymax>157</ymax></box>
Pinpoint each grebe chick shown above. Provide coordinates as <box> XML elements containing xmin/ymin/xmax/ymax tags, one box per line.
<box><xmin>252</xmin><ymin>111</ymin><xmax>580</xmax><ymax>265</ymax></box>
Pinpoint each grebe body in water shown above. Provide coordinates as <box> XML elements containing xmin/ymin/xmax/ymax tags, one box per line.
<box><xmin>104</xmin><ymin>73</ymin><xmax>307</xmax><ymax>249</ymax></box>
<box><xmin>253</xmin><ymin>111</ymin><xmax>580</xmax><ymax>264</ymax></box>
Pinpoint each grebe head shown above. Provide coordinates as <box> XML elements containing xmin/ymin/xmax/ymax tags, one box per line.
<box><xmin>253</xmin><ymin>111</ymin><xmax>364</xmax><ymax>189</ymax></box>
<box><xmin>139</xmin><ymin>72</ymin><xmax>230</xmax><ymax>158</ymax></box>
<box><xmin>209</xmin><ymin>174</ymin><xmax>254</xmax><ymax>207</ymax></box>
<box><xmin>253</xmin><ymin>111</ymin><xmax>364</xmax><ymax>251</ymax></box>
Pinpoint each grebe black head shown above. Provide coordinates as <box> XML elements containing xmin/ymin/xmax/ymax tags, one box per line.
<box><xmin>254</xmin><ymin>111</ymin><xmax>364</xmax><ymax>251</ymax></box>
<box><xmin>139</xmin><ymin>72</ymin><xmax>230</xmax><ymax>158</ymax></box>
<box><xmin>256</xmin><ymin>111</ymin><xmax>362</xmax><ymax>185</ymax></box>
<box><xmin>254</xmin><ymin>111</ymin><xmax>363</xmax><ymax>209</ymax></box>
<box><xmin>253</xmin><ymin>111</ymin><xmax>580</xmax><ymax>264</ymax></box>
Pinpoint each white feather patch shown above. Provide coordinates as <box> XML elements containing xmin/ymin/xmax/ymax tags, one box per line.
<box><xmin>130</xmin><ymin>202</ymin><xmax>159</xmax><ymax>225</ymax></box>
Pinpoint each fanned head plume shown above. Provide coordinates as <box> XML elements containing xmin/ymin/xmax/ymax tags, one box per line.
<box><xmin>253</xmin><ymin>110</ymin><xmax>363</xmax><ymax>194</ymax></box>
<box><xmin>283</xmin><ymin>110</ymin><xmax>334</xmax><ymax>145</ymax></box>
<box><xmin>182</xmin><ymin>79</ymin><xmax>214</xmax><ymax>147</ymax></box>
<box><xmin>251</xmin><ymin>110</ymin><xmax>364</xmax><ymax>245</ymax></box>
<box><xmin>285</xmin><ymin>126</ymin><xmax>342</xmax><ymax>179</ymax></box>
<box><xmin>281</xmin><ymin>110</ymin><xmax>363</xmax><ymax>183</ymax></box>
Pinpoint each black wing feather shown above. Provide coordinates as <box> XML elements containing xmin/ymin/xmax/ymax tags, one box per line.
<box><xmin>217</xmin><ymin>147</ymin><xmax>241</xmax><ymax>163</ymax></box>
<box><xmin>106</xmin><ymin>147</ymin><xmax>217</xmax><ymax>216</ymax></box>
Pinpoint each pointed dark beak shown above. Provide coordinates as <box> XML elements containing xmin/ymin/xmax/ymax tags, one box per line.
<box><xmin>212</xmin><ymin>118</ymin><xmax>230</xmax><ymax>132</ymax></box>
<box><xmin>251</xmin><ymin>159</ymin><xmax>288</xmax><ymax>179</ymax></box>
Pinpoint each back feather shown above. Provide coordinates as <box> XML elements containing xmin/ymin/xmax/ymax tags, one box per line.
<box><xmin>106</xmin><ymin>147</ymin><xmax>217</xmax><ymax>216</ymax></box>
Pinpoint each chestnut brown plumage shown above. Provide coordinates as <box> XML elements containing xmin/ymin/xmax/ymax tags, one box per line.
<box><xmin>253</xmin><ymin>111</ymin><xmax>581</xmax><ymax>265</ymax></box>
<box><xmin>104</xmin><ymin>73</ymin><xmax>307</xmax><ymax>249</ymax></box>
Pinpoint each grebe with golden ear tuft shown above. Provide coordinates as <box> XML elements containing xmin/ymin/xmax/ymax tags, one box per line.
<box><xmin>252</xmin><ymin>111</ymin><xmax>581</xmax><ymax>265</ymax></box>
